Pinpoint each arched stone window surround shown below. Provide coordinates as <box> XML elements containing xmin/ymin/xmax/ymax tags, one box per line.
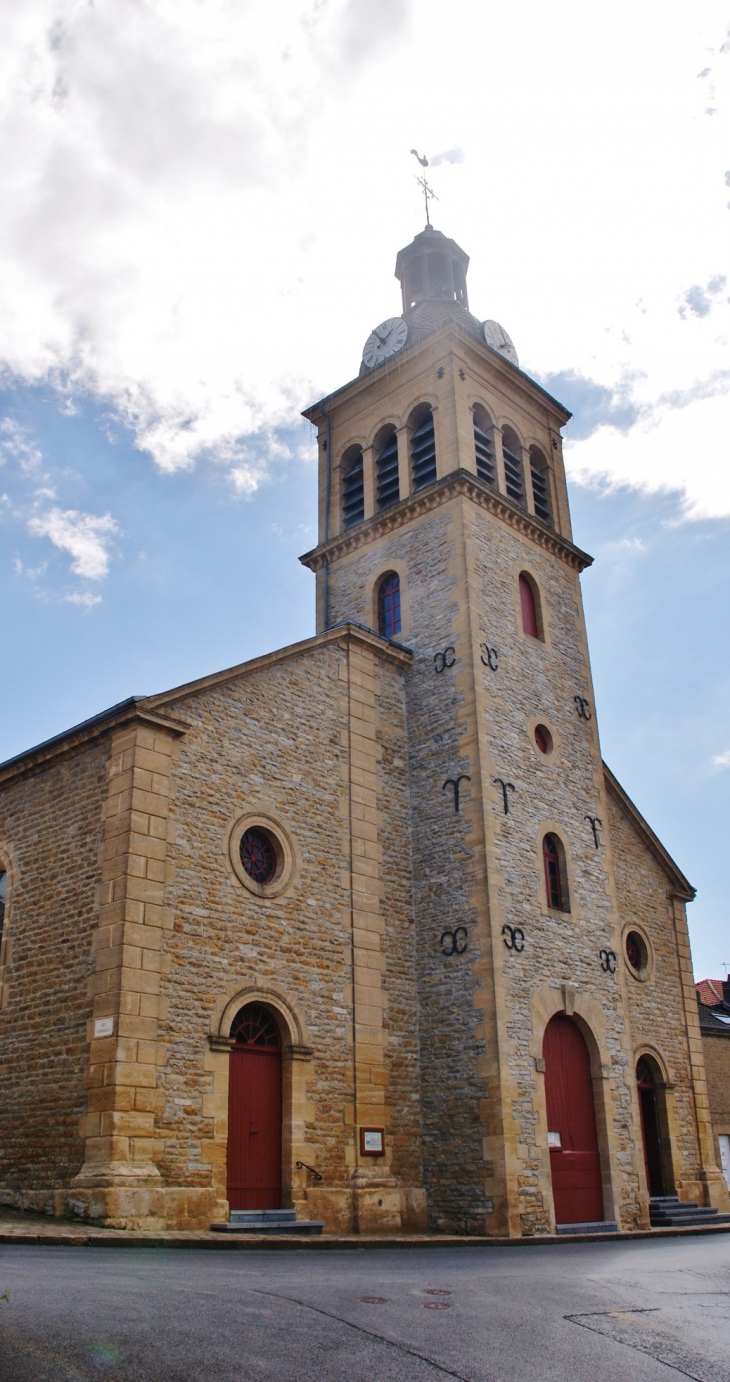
<box><xmin>536</xmin><ymin>818</ymin><xmax>569</xmax><ymax>917</ymax></box>
<box><xmin>372</xmin><ymin>423</ymin><xmax>400</xmax><ymax>512</ymax></box>
<box><xmin>512</xmin><ymin>560</ymin><xmax>549</xmax><ymax>647</ymax></box>
<box><xmin>497</xmin><ymin>420</ymin><xmax>527</xmax><ymax>510</ymax></box>
<box><xmin>406</xmin><ymin>399</ymin><xmax>440</xmax><ymax>488</ymax></box>
<box><xmin>366</xmin><ymin>559</ymin><xmax>409</xmax><ymax>640</ymax></box>
<box><xmin>471</xmin><ymin>401</ymin><xmax>497</xmax><ymax>488</ymax></box>
<box><xmin>622</xmin><ymin>920</ymin><xmax>655</xmax><ymax>982</ymax></box>
<box><xmin>206</xmin><ymin>983</ymin><xmax>314</xmax><ymax>1215</ymax></box>
<box><xmin>633</xmin><ymin>1045</ymin><xmax>677</xmax><ymax>1196</ymax></box>
<box><xmin>340</xmin><ymin>442</ymin><xmax>366</xmax><ymax>531</ymax></box>
<box><xmin>224</xmin><ymin>807</ymin><xmax>300</xmax><ymax>901</ymax></box>
<box><xmin>0</xmin><ymin>841</ymin><xmax>19</xmax><ymax>1011</ymax></box>
<box><xmin>534</xmin><ymin>822</ymin><xmax>575</xmax><ymax>921</ymax></box>
<box><xmin>528</xmin><ymin>444</ymin><xmax>554</xmax><ymax>527</ymax></box>
<box><xmin>529</xmin><ymin>984</ymin><xmax>622</xmax><ymax>1230</ymax></box>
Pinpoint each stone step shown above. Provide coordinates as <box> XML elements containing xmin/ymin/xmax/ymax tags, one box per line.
<box><xmin>556</xmin><ymin>1221</ymin><xmax>618</xmax><ymax>1235</ymax></box>
<box><xmin>211</xmin><ymin>1207</ymin><xmax>324</xmax><ymax>1235</ymax></box>
<box><xmin>229</xmin><ymin>1209</ymin><xmax>297</xmax><ymax>1224</ymax></box>
<box><xmin>650</xmin><ymin>1207</ymin><xmax>730</xmax><ymax>1226</ymax></box>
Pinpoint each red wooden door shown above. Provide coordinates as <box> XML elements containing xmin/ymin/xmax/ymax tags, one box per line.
<box><xmin>543</xmin><ymin>1014</ymin><xmax>603</xmax><ymax>1224</ymax></box>
<box><xmin>227</xmin><ymin>1013</ymin><xmax>282</xmax><ymax>1211</ymax></box>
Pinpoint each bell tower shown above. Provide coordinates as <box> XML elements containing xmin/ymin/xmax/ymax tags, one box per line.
<box><xmin>300</xmin><ymin>227</ymin><xmax>657</xmax><ymax>1235</ymax></box>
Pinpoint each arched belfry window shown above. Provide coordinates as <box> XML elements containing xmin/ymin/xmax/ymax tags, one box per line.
<box><xmin>409</xmin><ymin>406</ymin><xmax>437</xmax><ymax>490</ymax></box>
<box><xmin>473</xmin><ymin>405</ymin><xmax>496</xmax><ymax>488</ymax></box>
<box><xmin>501</xmin><ymin>426</ymin><xmax>525</xmax><ymax>508</ymax></box>
<box><xmin>519</xmin><ymin>573</ymin><xmax>541</xmax><ymax>640</ymax></box>
<box><xmin>377</xmin><ymin>572</ymin><xmax>401</xmax><ymax>639</ymax></box>
<box><xmin>529</xmin><ymin>446</ymin><xmax>552</xmax><ymax>526</ymax></box>
<box><xmin>543</xmin><ymin>834</ymin><xmax>569</xmax><ymax>912</ymax></box>
<box><xmin>342</xmin><ymin>447</ymin><xmax>364</xmax><ymax>529</ymax></box>
<box><xmin>375</xmin><ymin>428</ymin><xmax>400</xmax><ymax>511</ymax></box>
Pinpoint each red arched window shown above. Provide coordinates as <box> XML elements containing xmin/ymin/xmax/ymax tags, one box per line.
<box><xmin>543</xmin><ymin>834</ymin><xmax>568</xmax><ymax>911</ymax></box>
<box><xmin>378</xmin><ymin>572</ymin><xmax>401</xmax><ymax>639</ymax></box>
<box><xmin>519</xmin><ymin>573</ymin><xmax>539</xmax><ymax>638</ymax></box>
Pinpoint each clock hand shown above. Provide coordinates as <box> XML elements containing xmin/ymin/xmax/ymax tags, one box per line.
<box><xmin>374</xmin><ymin>327</ymin><xmax>390</xmax><ymax>343</ymax></box>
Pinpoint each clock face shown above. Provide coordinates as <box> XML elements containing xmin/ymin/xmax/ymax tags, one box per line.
<box><xmin>483</xmin><ymin>320</ymin><xmax>519</xmax><ymax>368</ymax></box>
<box><xmin>362</xmin><ymin>316</ymin><xmax>408</xmax><ymax>369</ymax></box>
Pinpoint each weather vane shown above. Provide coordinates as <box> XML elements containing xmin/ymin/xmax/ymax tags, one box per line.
<box><xmin>411</xmin><ymin>149</ymin><xmax>438</xmax><ymax>227</ymax></box>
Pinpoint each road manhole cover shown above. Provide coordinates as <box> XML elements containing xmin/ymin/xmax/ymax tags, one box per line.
<box><xmin>360</xmin><ymin>1296</ymin><xmax>388</xmax><ymax>1304</ymax></box>
<box><xmin>423</xmin><ymin>1301</ymin><xmax>452</xmax><ymax>1310</ymax></box>
<box><xmin>425</xmin><ymin>1289</ymin><xmax>453</xmax><ymax>1296</ymax></box>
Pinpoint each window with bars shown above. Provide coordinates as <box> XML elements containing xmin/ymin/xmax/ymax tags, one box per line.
<box><xmin>376</xmin><ymin>431</ymin><xmax>400</xmax><ymax>510</ymax></box>
<box><xmin>543</xmin><ymin>834</ymin><xmax>569</xmax><ymax>912</ymax></box>
<box><xmin>501</xmin><ymin>427</ymin><xmax>525</xmax><ymax>507</ymax></box>
<box><xmin>473</xmin><ymin>405</ymin><xmax>496</xmax><ymax>487</ymax></box>
<box><xmin>529</xmin><ymin>447</ymin><xmax>552</xmax><ymax>526</ymax></box>
<box><xmin>410</xmin><ymin>408</ymin><xmax>437</xmax><ymax>490</ymax></box>
<box><xmin>378</xmin><ymin>572</ymin><xmax>401</xmax><ymax>639</ymax></box>
<box><xmin>342</xmin><ymin>449</ymin><xmax>364</xmax><ymax>528</ymax></box>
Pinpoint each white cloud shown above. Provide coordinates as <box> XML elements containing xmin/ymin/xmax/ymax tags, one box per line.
<box><xmin>64</xmin><ymin>590</ymin><xmax>102</xmax><ymax>608</ymax></box>
<box><xmin>27</xmin><ymin>507</ymin><xmax>119</xmax><ymax>579</ymax></box>
<box><xmin>0</xmin><ymin>0</ymin><xmax>729</xmax><ymax>516</ymax></box>
<box><xmin>713</xmin><ymin>751</ymin><xmax>730</xmax><ymax>768</ymax></box>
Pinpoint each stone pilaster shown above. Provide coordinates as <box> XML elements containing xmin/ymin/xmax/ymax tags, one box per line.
<box><xmin>72</xmin><ymin>710</ymin><xmax>187</xmax><ymax>1227</ymax></box>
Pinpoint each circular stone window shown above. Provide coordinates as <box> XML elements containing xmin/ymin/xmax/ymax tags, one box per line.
<box><xmin>625</xmin><ymin>929</ymin><xmax>649</xmax><ymax>976</ymax></box>
<box><xmin>227</xmin><ymin>810</ymin><xmax>297</xmax><ymax>899</ymax></box>
<box><xmin>239</xmin><ymin>828</ymin><xmax>278</xmax><ymax>885</ymax></box>
<box><xmin>534</xmin><ymin>724</ymin><xmax>553</xmax><ymax>754</ymax></box>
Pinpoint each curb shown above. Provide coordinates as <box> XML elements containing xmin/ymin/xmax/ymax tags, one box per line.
<box><xmin>1</xmin><ymin>1222</ymin><xmax>730</xmax><ymax>1249</ymax></box>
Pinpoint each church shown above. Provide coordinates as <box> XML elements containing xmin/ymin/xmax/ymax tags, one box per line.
<box><xmin>1</xmin><ymin>224</ymin><xmax>728</xmax><ymax>1237</ymax></box>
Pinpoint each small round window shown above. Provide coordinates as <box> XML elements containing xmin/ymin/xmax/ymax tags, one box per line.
<box><xmin>239</xmin><ymin>828</ymin><xmax>279</xmax><ymax>885</ymax></box>
<box><xmin>626</xmin><ymin>930</ymin><xmax>648</xmax><ymax>974</ymax></box>
<box><xmin>534</xmin><ymin>724</ymin><xmax>552</xmax><ymax>754</ymax></box>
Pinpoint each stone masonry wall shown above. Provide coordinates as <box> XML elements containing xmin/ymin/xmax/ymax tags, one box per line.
<box><xmin>702</xmin><ymin>1031</ymin><xmax>730</xmax><ymax>1159</ymax></box>
<box><xmin>155</xmin><ymin>635</ymin><xmax>422</xmax><ymax>1210</ymax></box>
<box><xmin>327</xmin><ymin>503</ymin><xmax>490</xmax><ymax>1232</ymax></box>
<box><xmin>0</xmin><ymin>741</ymin><xmax>107</xmax><ymax>1192</ymax></box>
<box><xmin>605</xmin><ymin>790</ymin><xmax>703</xmax><ymax>1195</ymax></box>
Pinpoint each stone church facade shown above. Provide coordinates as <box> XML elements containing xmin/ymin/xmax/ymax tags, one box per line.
<box><xmin>1</xmin><ymin>226</ymin><xmax>727</xmax><ymax>1235</ymax></box>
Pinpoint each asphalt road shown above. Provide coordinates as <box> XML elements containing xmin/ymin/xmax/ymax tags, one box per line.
<box><xmin>0</xmin><ymin>1235</ymin><xmax>728</xmax><ymax>1382</ymax></box>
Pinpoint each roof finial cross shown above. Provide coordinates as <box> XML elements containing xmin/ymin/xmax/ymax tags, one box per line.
<box><xmin>411</xmin><ymin>149</ymin><xmax>438</xmax><ymax>227</ymax></box>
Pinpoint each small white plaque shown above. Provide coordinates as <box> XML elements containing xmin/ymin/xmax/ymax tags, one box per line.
<box><xmin>94</xmin><ymin>1017</ymin><xmax>114</xmax><ymax>1038</ymax></box>
<box><xmin>360</xmin><ymin>1127</ymin><xmax>385</xmax><ymax>1155</ymax></box>
<box><xmin>548</xmin><ymin>1131</ymin><xmax>562</xmax><ymax>1149</ymax></box>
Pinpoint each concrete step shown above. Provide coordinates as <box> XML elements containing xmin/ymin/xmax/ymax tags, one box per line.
<box><xmin>556</xmin><ymin>1221</ymin><xmax>618</xmax><ymax>1235</ymax></box>
<box><xmin>211</xmin><ymin>1208</ymin><xmax>324</xmax><ymax>1235</ymax></box>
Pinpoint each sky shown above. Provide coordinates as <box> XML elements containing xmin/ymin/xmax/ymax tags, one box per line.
<box><xmin>1</xmin><ymin>0</ymin><xmax>729</xmax><ymax>979</ymax></box>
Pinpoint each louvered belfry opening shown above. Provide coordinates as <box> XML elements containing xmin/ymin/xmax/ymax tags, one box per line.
<box><xmin>410</xmin><ymin>407</ymin><xmax>437</xmax><ymax>489</ymax></box>
<box><xmin>376</xmin><ymin>430</ymin><xmax>400</xmax><ymax>510</ymax></box>
<box><xmin>530</xmin><ymin>446</ymin><xmax>552</xmax><ymax>526</ymax></box>
<box><xmin>473</xmin><ymin>404</ymin><xmax>496</xmax><ymax>487</ymax></box>
<box><xmin>501</xmin><ymin>426</ymin><xmax>525</xmax><ymax>507</ymax></box>
<box><xmin>342</xmin><ymin>448</ymin><xmax>365</xmax><ymax>528</ymax></box>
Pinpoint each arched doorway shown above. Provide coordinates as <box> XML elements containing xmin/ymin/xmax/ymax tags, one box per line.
<box><xmin>227</xmin><ymin>1003</ymin><xmax>282</xmax><ymax>1210</ymax></box>
<box><xmin>637</xmin><ymin>1056</ymin><xmax>666</xmax><ymax>1197</ymax></box>
<box><xmin>544</xmin><ymin>1014</ymin><xmax>603</xmax><ymax>1224</ymax></box>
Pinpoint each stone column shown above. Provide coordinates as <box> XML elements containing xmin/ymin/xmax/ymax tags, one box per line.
<box><xmin>72</xmin><ymin>709</ymin><xmax>187</xmax><ymax>1229</ymax></box>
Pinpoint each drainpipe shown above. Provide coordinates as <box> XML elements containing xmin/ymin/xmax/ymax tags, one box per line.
<box><xmin>322</xmin><ymin>404</ymin><xmax>332</xmax><ymax>631</ymax></box>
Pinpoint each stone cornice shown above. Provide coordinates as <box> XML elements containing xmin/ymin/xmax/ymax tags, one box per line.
<box><xmin>0</xmin><ymin>702</ymin><xmax>190</xmax><ymax>788</ymax></box>
<box><xmin>299</xmin><ymin>469</ymin><xmax>593</xmax><ymax>574</ymax></box>
<box><xmin>603</xmin><ymin>761</ymin><xmax>695</xmax><ymax>901</ymax></box>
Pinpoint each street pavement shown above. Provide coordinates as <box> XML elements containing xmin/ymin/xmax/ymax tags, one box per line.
<box><xmin>0</xmin><ymin>1234</ymin><xmax>728</xmax><ymax>1381</ymax></box>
